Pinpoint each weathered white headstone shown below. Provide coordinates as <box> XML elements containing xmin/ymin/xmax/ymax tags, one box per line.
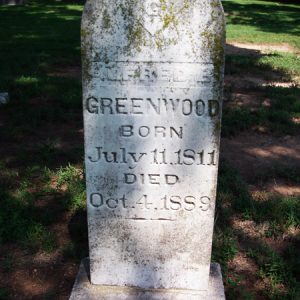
<box><xmin>71</xmin><ymin>0</ymin><xmax>225</xmax><ymax>298</ymax></box>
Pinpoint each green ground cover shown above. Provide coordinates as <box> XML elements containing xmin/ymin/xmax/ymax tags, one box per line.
<box><xmin>224</xmin><ymin>0</ymin><xmax>300</xmax><ymax>50</ymax></box>
<box><xmin>0</xmin><ymin>0</ymin><xmax>299</xmax><ymax>299</ymax></box>
<box><xmin>0</xmin><ymin>0</ymin><xmax>83</xmax><ymax>145</ymax></box>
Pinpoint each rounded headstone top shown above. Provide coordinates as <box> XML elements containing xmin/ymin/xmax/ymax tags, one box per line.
<box><xmin>81</xmin><ymin>0</ymin><xmax>225</xmax><ymax>64</ymax></box>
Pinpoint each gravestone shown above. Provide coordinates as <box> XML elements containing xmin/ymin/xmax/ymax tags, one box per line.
<box><xmin>70</xmin><ymin>0</ymin><xmax>225</xmax><ymax>299</ymax></box>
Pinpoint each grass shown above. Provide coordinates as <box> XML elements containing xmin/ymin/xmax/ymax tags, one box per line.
<box><xmin>226</xmin><ymin>52</ymin><xmax>300</xmax><ymax>79</ymax></box>
<box><xmin>247</xmin><ymin>243</ymin><xmax>299</xmax><ymax>299</ymax></box>
<box><xmin>0</xmin><ymin>0</ymin><xmax>82</xmax><ymax>83</ymax></box>
<box><xmin>0</xmin><ymin>0</ymin><xmax>83</xmax><ymax>132</ymax></box>
<box><xmin>0</xmin><ymin>288</ymin><xmax>9</xmax><ymax>300</ymax></box>
<box><xmin>56</xmin><ymin>164</ymin><xmax>86</xmax><ymax>210</ymax></box>
<box><xmin>213</xmin><ymin>162</ymin><xmax>300</xmax><ymax>299</ymax></box>
<box><xmin>224</xmin><ymin>0</ymin><xmax>300</xmax><ymax>50</ymax></box>
<box><xmin>0</xmin><ymin>0</ymin><xmax>299</xmax><ymax>299</ymax></box>
<box><xmin>222</xmin><ymin>86</ymin><xmax>300</xmax><ymax>136</ymax></box>
<box><xmin>1</xmin><ymin>255</ymin><xmax>14</xmax><ymax>273</ymax></box>
<box><xmin>259</xmin><ymin>52</ymin><xmax>300</xmax><ymax>77</ymax></box>
<box><xmin>0</xmin><ymin>161</ymin><xmax>85</xmax><ymax>251</ymax></box>
<box><xmin>223</xmin><ymin>53</ymin><xmax>300</xmax><ymax>136</ymax></box>
<box><xmin>222</xmin><ymin>0</ymin><xmax>300</xmax><ymax>137</ymax></box>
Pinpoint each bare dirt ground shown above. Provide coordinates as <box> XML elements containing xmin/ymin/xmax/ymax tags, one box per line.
<box><xmin>221</xmin><ymin>133</ymin><xmax>300</xmax><ymax>187</ymax></box>
<box><xmin>227</xmin><ymin>42</ymin><xmax>299</xmax><ymax>56</ymax></box>
<box><xmin>223</xmin><ymin>42</ymin><xmax>300</xmax><ymax>185</ymax></box>
<box><xmin>0</xmin><ymin>118</ymin><xmax>85</xmax><ymax>299</ymax></box>
<box><xmin>220</xmin><ymin>43</ymin><xmax>300</xmax><ymax>298</ymax></box>
<box><xmin>47</xmin><ymin>65</ymin><xmax>82</xmax><ymax>81</ymax></box>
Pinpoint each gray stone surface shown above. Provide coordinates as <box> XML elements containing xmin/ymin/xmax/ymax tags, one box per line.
<box><xmin>0</xmin><ymin>93</ymin><xmax>9</xmax><ymax>104</ymax></box>
<box><xmin>81</xmin><ymin>0</ymin><xmax>225</xmax><ymax>292</ymax></box>
<box><xmin>70</xmin><ymin>258</ymin><xmax>225</xmax><ymax>300</ymax></box>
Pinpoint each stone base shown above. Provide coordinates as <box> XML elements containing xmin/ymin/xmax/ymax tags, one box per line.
<box><xmin>69</xmin><ymin>258</ymin><xmax>225</xmax><ymax>300</ymax></box>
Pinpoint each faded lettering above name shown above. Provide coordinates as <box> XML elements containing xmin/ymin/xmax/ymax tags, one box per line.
<box><xmin>90</xmin><ymin>62</ymin><xmax>214</xmax><ymax>85</ymax></box>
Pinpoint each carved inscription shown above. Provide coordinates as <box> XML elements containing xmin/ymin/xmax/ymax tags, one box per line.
<box><xmin>86</xmin><ymin>63</ymin><xmax>220</xmax><ymax>220</ymax></box>
<box><xmin>124</xmin><ymin>174</ymin><xmax>179</xmax><ymax>185</ymax></box>
<box><xmin>120</xmin><ymin>126</ymin><xmax>183</xmax><ymax>139</ymax></box>
<box><xmin>88</xmin><ymin>147</ymin><xmax>217</xmax><ymax>168</ymax></box>
<box><xmin>90</xmin><ymin>193</ymin><xmax>211</xmax><ymax>213</ymax></box>
<box><xmin>86</xmin><ymin>96</ymin><xmax>220</xmax><ymax>117</ymax></box>
<box><xmin>90</xmin><ymin>62</ymin><xmax>214</xmax><ymax>86</ymax></box>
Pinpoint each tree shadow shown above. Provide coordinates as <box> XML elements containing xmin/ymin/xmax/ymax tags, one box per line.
<box><xmin>68</xmin><ymin>208</ymin><xmax>89</xmax><ymax>260</ymax></box>
<box><xmin>223</xmin><ymin>43</ymin><xmax>300</xmax><ymax>137</ymax></box>
<box><xmin>214</xmin><ymin>160</ymin><xmax>300</xmax><ymax>298</ymax></box>
<box><xmin>223</xmin><ymin>0</ymin><xmax>300</xmax><ymax>36</ymax></box>
<box><xmin>0</xmin><ymin>2</ymin><xmax>85</xmax><ymax>299</ymax></box>
<box><xmin>0</xmin><ymin>0</ymin><xmax>84</xmax><ymax>171</ymax></box>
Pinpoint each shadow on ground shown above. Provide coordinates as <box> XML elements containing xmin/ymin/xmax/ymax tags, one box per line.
<box><xmin>223</xmin><ymin>0</ymin><xmax>300</xmax><ymax>37</ymax></box>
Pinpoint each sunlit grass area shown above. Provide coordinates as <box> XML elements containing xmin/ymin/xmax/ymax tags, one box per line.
<box><xmin>224</xmin><ymin>0</ymin><xmax>300</xmax><ymax>50</ymax></box>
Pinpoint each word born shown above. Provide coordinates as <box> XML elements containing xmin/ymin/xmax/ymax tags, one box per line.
<box><xmin>90</xmin><ymin>193</ymin><xmax>211</xmax><ymax>212</ymax></box>
<box><xmin>120</xmin><ymin>125</ymin><xmax>183</xmax><ymax>139</ymax></box>
<box><xmin>86</xmin><ymin>97</ymin><xmax>220</xmax><ymax>117</ymax></box>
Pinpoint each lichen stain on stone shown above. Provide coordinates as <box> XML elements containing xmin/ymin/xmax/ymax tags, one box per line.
<box><xmin>213</xmin><ymin>35</ymin><xmax>225</xmax><ymax>79</ymax></box>
<box><xmin>80</xmin><ymin>29</ymin><xmax>88</xmax><ymax>39</ymax></box>
<box><xmin>162</xmin><ymin>12</ymin><xmax>176</xmax><ymax>30</ymax></box>
<box><xmin>159</xmin><ymin>1</ymin><xmax>178</xmax><ymax>30</ymax></box>
<box><xmin>82</xmin><ymin>0</ymin><xmax>204</xmax><ymax>56</ymax></box>
<box><xmin>120</xmin><ymin>0</ymin><xmax>196</xmax><ymax>53</ymax></box>
<box><xmin>201</xmin><ymin>30</ymin><xmax>224</xmax><ymax>81</ymax></box>
<box><xmin>212</xmin><ymin>119</ymin><xmax>222</xmax><ymax>139</ymax></box>
<box><xmin>211</xmin><ymin>0</ymin><xmax>221</xmax><ymax>8</ymax></box>
<box><xmin>127</xmin><ymin>24</ymin><xmax>145</xmax><ymax>52</ymax></box>
<box><xmin>81</xmin><ymin>38</ymin><xmax>93</xmax><ymax>84</ymax></box>
<box><xmin>102</xmin><ymin>8</ymin><xmax>111</xmax><ymax>29</ymax></box>
<box><xmin>114</xmin><ymin>0</ymin><xmax>146</xmax><ymax>54</ymax></box>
